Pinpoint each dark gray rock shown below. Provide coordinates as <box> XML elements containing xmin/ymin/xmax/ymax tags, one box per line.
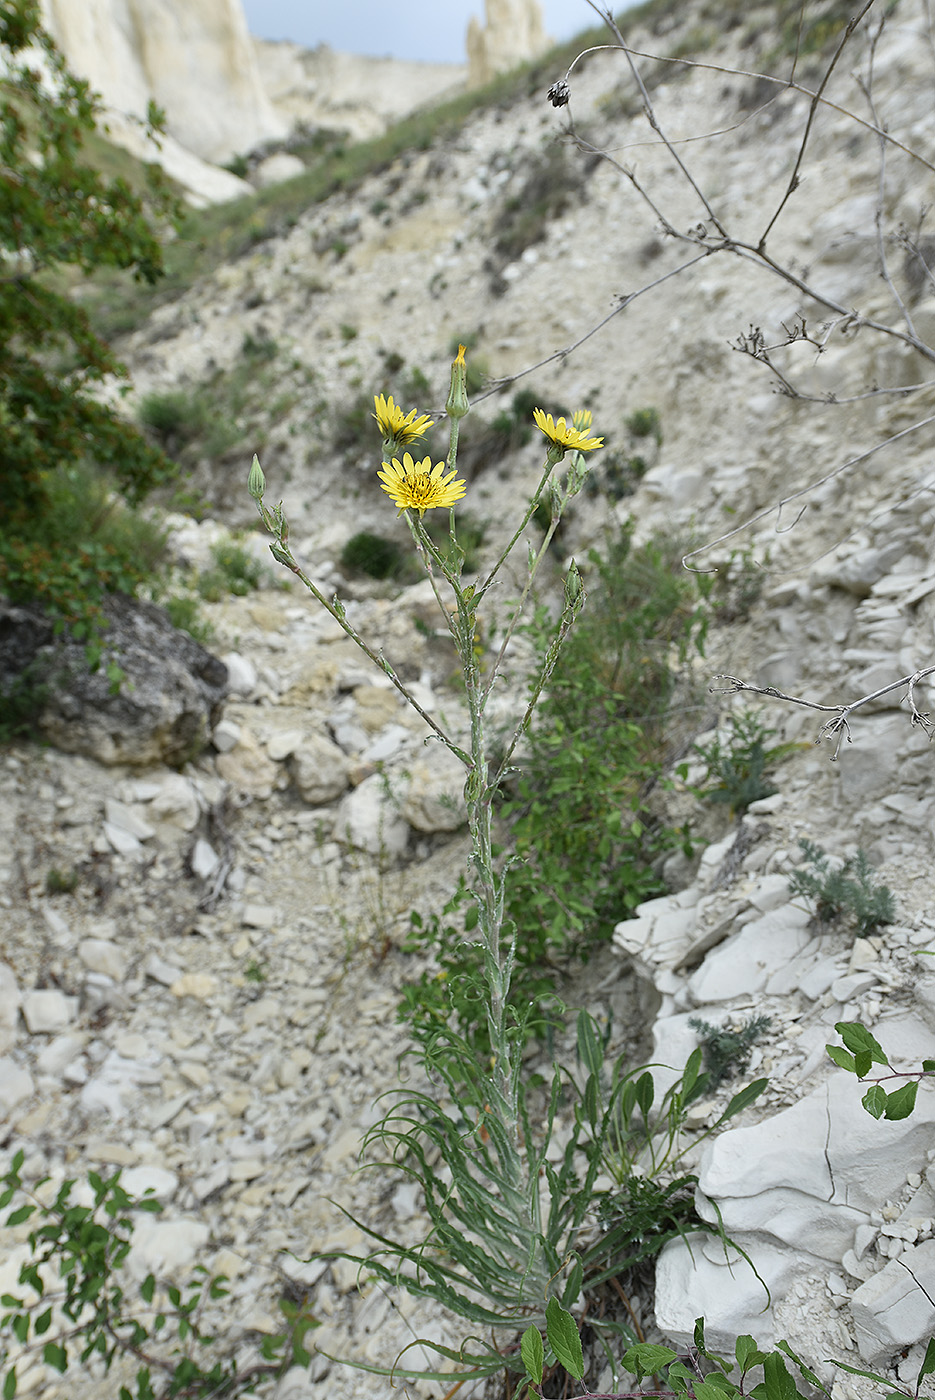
<box><xmin>0</xmin><ymin>595</ymin><xmax>227</xmax><ymax>766</ymax></box>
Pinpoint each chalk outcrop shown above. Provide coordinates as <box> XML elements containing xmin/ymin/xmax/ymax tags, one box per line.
<box><xmin>254</xmin><ymin>41</ymin><xmax>465</xmax><ymax>145</ymax></box>
<box><xmin>467</xmin><ymin>0</ymin><xmax>551</xmax><ymax>86</ymax></box>
<box><xmin>40</xmin><ymin>0</ymin><xmax>284</xmax><ymax>164</ymax></box>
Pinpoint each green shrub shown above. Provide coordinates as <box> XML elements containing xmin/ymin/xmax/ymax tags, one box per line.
<box><xmin>196</xmin><ymin>540</ymin><xmax>266</xmax><ymax>600</ymax></box>
<box><xmin>0</xmin><ymin>463</ymin><xmax>169</xmax><ymax>640</ymax></box>
<box><xmin>0</xmin><ymin>661</ymin><xmax>50</xmax><ymax>745</ymax></box>
<box><xmin>163</xmin><ymin>593</ymin><xmax>214</xmax><ymax>644</ymax></box>
<box><xmin>625</xmin><ymin>406</ymin><xmax>663</xmax><ymax>443</ymax></box>
<box><xmin>401</xmin><ymin>526</ymin><xmax>707</xmax><ymax>1059</ymax></box>
<box><xmin>0</xmin><ymin>1151</ymin><xmax>312</xmax><ymax>1396</ymax></box>
<box><xmin>689</xmin><ymin>1014</ymin><xmax>773</xmax><ymax>1088</ymax></box>
<box><xmin>682</xmin><ymin>708</ymin><xmax>802</xmax><ymax>816</ymax></box>
<box><xmin>0</xmin><ymin>2</ymin><xmax>178</xmax><ymax>636</ymax></box>
<box><xmin>45</xmin><ymin>867</ymin><xmax>79</xmax><ymax>895</ymax></box>
<box><xmin>340</xmin><ymin>531</ymin><xmax>405</xmax><ymax>580</ymax></box>
<box><xmin>138</xmin><ymin>389</ymin><xmax>209</xmax><ymax>453</ymax></box>
<box><xmin>788</xmin><ymin>839</ymin><xmax>897</xmax><ymax>938</ymax></box>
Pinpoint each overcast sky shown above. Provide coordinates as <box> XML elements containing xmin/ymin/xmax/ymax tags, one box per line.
<box><xmin>240</xmin><ymin>1</ymin><xmax>605</xmax><ymax>65</ymax></box>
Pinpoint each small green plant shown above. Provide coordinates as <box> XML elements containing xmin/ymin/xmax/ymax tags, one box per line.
<box><xmin>711</xmin><ymin>545</ymin><xmax>766</xmax><ymax>623</ymax></box>
<box><xmin>0</xmin><ymin>1152</ymin><xmax>313</xmax><ymax>1397</ymax></box>
<box><xmin>688</xmin><ymin>1014</ymin><xmax>772</xmax><ymax>1088</ymax></box>
<box><xmin>244</xmin><ymin>959</ymin><xmax>267</xmax><ymax>983</ymax></box>
<box><xmin>681</xmin><ymin>709</ymin><xmax>801</xmax><ymax>816</ymax></box>
<box><xmin>789</xmin><ymin>839</ymin><xmax>897</xmax><ymax>937</ymax></box>
<box><xmin>625</xmin><ymin>406</ymin><xmax>663</xmax><ymax>443</ymax></box>
<box><xmin>196</xmin><ymin>539</ymin><xmax>266</xmax><ymax>601</ymax></box>
<box><xmin>162</xmin><ymin>593</ymin><xmax>214</xmax><ymax>645</ymax></box>
<box><xmin>0</xmin><ymin>662</ymin><xmax>50</xmax><ymax>746</ymax></box>
<box><xmin>340</xmin><ymin>531</ymin><xmax>405</xmax><ymax>580</ymax></box>
<box><xmin>44</xmin><ymin>867</ymin><xmax>79</xmax><ymax>895</ymax></box>
<box><xmin>138</xmin><ymin>389</ymin><xmax>209</xmax><ymax>454</ymax></box>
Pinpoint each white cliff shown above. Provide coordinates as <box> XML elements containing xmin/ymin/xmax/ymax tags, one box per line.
<box><xmin>40</xmin><ymin>0</ymin><xmax>284</xmax><ymax>165</ymax></box>
<box><xmin>467</xmin><ymin>0</ymin><xmax>551</xmax><ymax>86</ymax></box>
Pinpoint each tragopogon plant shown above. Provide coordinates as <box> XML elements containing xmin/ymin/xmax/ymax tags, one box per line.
<box><xmin>249</xmin><ymin>350</ymin><xmax>619</xmax><ymax>1373</ymax></box>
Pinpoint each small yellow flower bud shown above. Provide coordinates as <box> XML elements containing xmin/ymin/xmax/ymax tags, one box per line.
<box><xmin>446</xmin><ymin>344</ymin><xmax>470</xmax><ymax>421</ymax></box>
<box><xmin>248</xmin><ymin>454</ymin><xmax>266</xmax><ymax>501</ymax></box>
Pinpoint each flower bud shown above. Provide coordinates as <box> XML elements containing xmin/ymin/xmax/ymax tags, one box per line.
<box><xmin>446</xmin><ymin>344</ymin><xmax>470</xmax><ymax>420</ymax></box>
<box><xmin>248</xmin><ymin>454</ymin><xmax>266</xmax><ymax>501</ymax></box>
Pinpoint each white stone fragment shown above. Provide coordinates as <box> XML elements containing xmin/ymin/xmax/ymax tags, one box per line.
<box><xmin>191</xmin><ymin>838</ymin><xmax>220</xmax><ymax>880</ymax></box>
<box><xmin>21</xmin><ymin>989</ymin><xmax>78</xmax><ymax>1034</ymax></box>
<box><xmin>851</xmin><ymin>1239</ymin><xmax>935</xmax><ymax>1361</ymax></box>
<box><xmin>0</xmin><ymin>1058</ymin><xmax>34</xmax><ymax>1116</ymax></box>
<box><xmin>78</xmin><ymin>939</ymin><xmax>129</xmax><ymax>981</ymax></box>
<box><xmin>221</xmin><ymin>652</ymin><xmax>257</xmax><ymax>696</ymax></box>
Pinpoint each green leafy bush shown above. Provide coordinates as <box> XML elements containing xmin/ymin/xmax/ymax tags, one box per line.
<box><xmin>340</xmin><ymin>531</ymin><xmax>405</xmax><ymax>580</ymax></box>
<box><xmin>197</xmin><ymin>539</ymin><xmax>267</xmax><ymax>600</ymax></box>
<box><xmin>44</xmin><ymin>867</ymin><xmax>79</xmax><ymax>895</ymax></box>
<box><xmin>688</xmin><ymin>1014</ymin><xmax>772</xmax><ymax>1088</ymax></box>
<box><xmin>162</xmin><ymin>594</ymin><xmax>214</xmax><ymax>645</ymax></box>
<box><xmin>0</xmin><ymin>1151</ymin><xmax>315</xmax><ymax>1397</ymax></box>
<box><xmin>0</xmin><ymin>1</ymin><xmax>179</xmax><ymax>634</ymax></box>
<box><xmin>789</xmin><ymin>839</ymin><xmax>897</xmax><ymax>937</ymax></box>
<box><xmin>625</xmin><ymin>406</ymin><xmax>663</xmax><ymax>443</ymax></box>
<box><xmin>401</xmin><ymin>526</ymin><xmax>706</xmax><ymax>1058</ymax></box>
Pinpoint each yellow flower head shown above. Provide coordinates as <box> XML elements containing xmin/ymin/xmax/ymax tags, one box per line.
<box><xmin>378</xmin><ymin>453</ymin><xmax>467</xmax><ymax>516</ymax></box>
<box><xmin>373</xmin><ymin>394</ymin><xmax>434</xmax><ymax>449</ymax></box>
<box><xmin>533</xmin><ymin>407</ymin><xmax>604</xmax><ymax>454</ymax></box>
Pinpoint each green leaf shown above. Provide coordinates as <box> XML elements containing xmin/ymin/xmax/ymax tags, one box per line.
<box><xmin>922</xmin><ymin>1060</ymin><xmax>935</xmax><ymax>1072</ymax></box>
<box><xmin>695</xmin><ymin>1378</ymin><xmax>739</xmax><ymax>1400</ymax></box>
<box><xmin>862</xmin><ymin>1085</ymin><xmax>886</xmax><ymax>1119</ymax></box>
<box><xmin>561</xmin><ymin>1258</ymin><xmax>583</xmax><ymax>1309</ymax></box>
<box><xmin>140</xmin><ymin>1275</ymin><xmax>156</xmax><ymax>1304</ymax></box>
<box><xmin>635</xmin><ymin>1071</ymin><xmax>655</xmax><ymax>1121</ymax></box>
<box><xmin>826</xmin><ymin>1045</ymin><xmax>856</xmax><ymax>1073</ymax></box>
<box><xmin>521</xmin><ymin>1326</ymin><xmax>544</xmax><ymax>1385</ymax></box>
<box><xmin>34</xmin><ymin>1308</ymin><xmax>52</xmax><ymax>1336</ymax></box>
<box><xmin>774</xmin><ymin>1341</ymin><xmax>827</xmax><ymax>1394</ymax></box>
<box><xmin>42</xmin><ymin>1342</ymin><xmax>67</xmax><ymax>1373</ymax></box>
<box><xmin>545</xmin><ymin>1297</ymin><xmax>583</xmax><ymax>1381</ymax></box>
<box><xmin>853</xmin><ymin>1051</ymin><xmax>872</xmax><ymax>1079</ymax></box>
<box><xmin>736</xmin><ymin>1336</ymin><xmax>767</xmax><ymax>1372</ymax></box>
<box><xmin>3</xmin><ymin>1365</ymin><xmax>16</xmax><ymax>1399</ymax></box>
<box><xmin>623</xmin><ymin>1343</ymin><xmax>677</xmax><ymax>1379</ymax></box>
<box><xmin>835</xmin><ymin>1022</ymin><xmax>888</xmax><ymax>1066</ymax></box>
<box><xmin>577</xmin><ymin>1011</ymin><xmax>603</xmax><ymax>1079</ymax></box>
<box><xmin>917</xmin><ymin>1337</ymin><xmax>935</xmax><ymax>1386</ymax></box>
<box><xmin>763</xmin><ymin>1350</ymin><xmax>799</xmax><ymax>1400</ymax></box>
<box><xmin>884</xmin><ymin>1081</ymin><xmax>918</xmax><ymax>1120</ymax></box>
<box><xmin>723</xmin><ymin>1078</ymin><xmax>767</xmax><ymax>1120</ymax></box>
<box><xmin>4</xmin><ymin>1208</ymin><xmax>33</xmax><ymax>1228</ymax></box>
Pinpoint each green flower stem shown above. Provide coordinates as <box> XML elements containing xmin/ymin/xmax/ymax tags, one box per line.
<box><xmin>405</xmin><ymin>511</ymin><xmax>459</xmax><ymax>637</ymax></box>
<box><xmin>263</xmin><ymin>522</ymin><xmax>468</xmax><ymax>765</ymax></box>
<box><xmin>491</xmin><ymin>568</ymin><xmax>585</xmax><ymax>790</ymax></box>
<box><xmin>482</xmin><ymin>503</ymin><xmax>566</xmax><ymax>708</ymax></box>
<box><xmin>477</xmin><ymin>453</ymin><xmax>560</xmax><ymax>602</ymax></box>
<box><xmin>447</xmin><ymin>416</ymin><xmax>461</xmax><ymax>473</ymax></box>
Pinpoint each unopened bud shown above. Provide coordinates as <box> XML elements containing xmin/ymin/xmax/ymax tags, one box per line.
<box><xmin>248</xmin><ymin>454</ymin><xmax>265</xmax><ymax>501</ymax></box>
<box><xmin>563</xmin><ymin>559</ymin><xmax>584</xmax><ymax>619</ymax></box>
<box><xmin>446</xmin><ymin>344</ymin><xmax>470</xmax><ymax>420</ymax></box>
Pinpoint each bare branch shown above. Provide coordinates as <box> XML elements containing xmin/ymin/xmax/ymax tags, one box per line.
<box><xmin>757</xmin><ymin>0</ymin><xmax>878</xmax><ymax>248</ymax></box>
<box><xmin>713</xmin><ymin>667</ymin><xmax>935</xmax><ymax>758</ymax></box>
